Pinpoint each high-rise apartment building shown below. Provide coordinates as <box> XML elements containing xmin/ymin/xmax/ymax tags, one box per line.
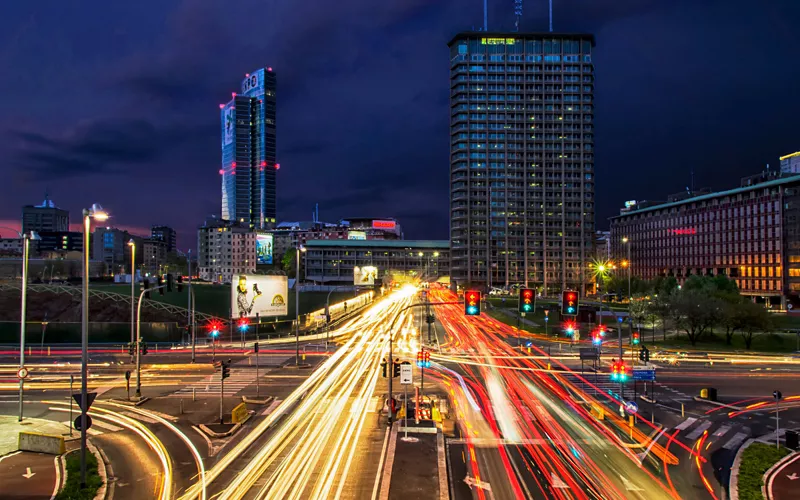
<box><xmin>22</xmin><ymin>194</ymin><xmax>70</xmax><ymax>235</ymax></box>
<box><xmin>197</xmin><ymin>216</ymin><xmax>256</xmax><ymax>283</ymax></box>
<box><xmin>448</xmin><ymin>33</ymin><xmax>596</xmax><ymax>294</ymax></box>
<box><xmin>220</xmin><ymin>68</ymin><xmax>277</xmax><ymax>230</ymax></box>
<box><xmin>151</xmin><ymin>225</ymin><xmax>177</xmax><ymax>253</ymax></box>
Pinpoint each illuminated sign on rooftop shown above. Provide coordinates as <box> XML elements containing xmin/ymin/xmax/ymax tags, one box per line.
<box><xmin>481</xmin><ymin>38</ymin><xmax>516</xmax><ymax>45</ymax></box>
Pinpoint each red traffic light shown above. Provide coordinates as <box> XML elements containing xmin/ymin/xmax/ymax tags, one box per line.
<box><xmin>465</xmin><ymin>290</ymin><xmax>481</xmax><ymax>316</ymax></box>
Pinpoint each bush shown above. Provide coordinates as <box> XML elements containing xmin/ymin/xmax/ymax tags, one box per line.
<box><xmin>737</xmin><ymin>442</ymin><xmax>790</xmax><ymax>500</ymax></box>
<box><xmin>56</xmin><ymin>451</ymin><xmax>103</xmax><ymax>500</ymax></box>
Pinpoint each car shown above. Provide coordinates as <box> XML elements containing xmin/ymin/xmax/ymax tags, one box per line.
<box><xmin>489</xmin><ymin>287</ymin><xmax>505</xmax><ymax>295</ymax></box>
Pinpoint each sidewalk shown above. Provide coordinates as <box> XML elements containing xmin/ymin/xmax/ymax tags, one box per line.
<box><xmin>0</xmin><ymin>416</ymin><xmax>72</xmax><ymax>456</ymax></box>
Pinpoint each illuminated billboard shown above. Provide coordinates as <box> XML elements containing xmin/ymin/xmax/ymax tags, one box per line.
<box><xmin>222</xmin><ymin>103</ymin><xmax>235</xmax><ymax>146</ymax></box>
<box><xmin>256</xmin><ymin>233</ymin><xmax>273</xmax><ymax>264</ymax></box>
<box><xmin>354</xmin><ymin>266</ymin><xmax>378</xmax><ymax>286</ymax></box>
<box><xmin>372</xmin><ymin>220</ymin><xmax>396</xmax><ymax>230</ymax></box>
<box><xmin>348</xmin><ymin>231</ymin><xmax>366</xmax><ymax>240</ymax></box>
<box><xmin>231</xmin><ymin>275</ymin><xmax>288</xmax><ymax>318</ymax></box>
<box><xmin>242</xmin><ymin>68</ymin><xmax>266</xmax><ymax>97</ymax></box>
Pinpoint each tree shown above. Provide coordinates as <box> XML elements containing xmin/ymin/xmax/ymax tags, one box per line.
<box><xmin>282</xmin><ymin>248</ymin><xmax>297</xmax><ymax>278</ymax></box>
<box><xmin>629</xmin><ymin>294</ymin><xmax>650</xmax><ymax>330</ymax></box>
<box><xmin>720</xmin><ymin>299</ymin><xmax>748</xmax><ymax>345</ymax></box>
<box><xmin>738</xmin><ymin>301</ymin><xmax>772</xmax><ymax>349</ymax></box>
<box><xmin>669</xmin><ymin>290</ymin><xmax>722</xmax><ymax>346</ymax></box>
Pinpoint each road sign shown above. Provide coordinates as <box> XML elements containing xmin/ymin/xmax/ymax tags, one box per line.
<box><xmin>633</xmin><ymin>368</ymin><xmax>656</xmax><ymax>381</ymax></box>
<box><xmin>400</xmin><ymin>363</ymin><xmax>413</xmax><ymax>385</ymax></box>
<box><xmin>17</xmin><ymin>367</ymin><xmax>28</xmax><ymax>379</ymax></box>
<box><xmin>74</xmin><ymin>415</ymin><xmax>93</xmax><ymax>431</ymax></box>
<box><xmin>579</xmin><ymin>348</ymin><xmax>600</xmax><ymax>361</ymax></box>
<box><xmin>774</xmin><ymin>390</ymin><xmax>783</xmax><ymax>401</ymax></box>
<box><xmin>72</xmin><ymin>392</ymin><xmax>97</xmax><ymax>413</ymax></box>
<box><xmin>625</xmin><ymin>401</ymin><xmax>639</xmax><ymax>414</ymax></box>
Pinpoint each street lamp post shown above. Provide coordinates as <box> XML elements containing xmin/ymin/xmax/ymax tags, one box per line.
<box><xmin>127</xmin><ymin>240</ymin><xmax>135</xmax><ymax>362</ymax></box>
<box><xmin>295</xmin><ymin>244</ymin><xmax>306</xmax><ymax>366</ymax></box>
<box><xmin>622</xmin><ymin>237</ymin><xmax>631</xmax><ymax>302</ymax></box>
<box><xmin>80</xmin><ymin>204</ymin><xmax>108</xmax><ymax>488</ymax></box>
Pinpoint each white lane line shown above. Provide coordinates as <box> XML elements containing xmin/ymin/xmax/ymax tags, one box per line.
<box><xmin>686</xmin><ymin>421</ymin><xmax>713</xmax><ymax>440</ymax></box>
<box><xmin>0</xmin><ymin>450</ymin><xmax>22</xmax><ymax>463</ymax></box>
<box><xmin>723</xmin><ymin>432</ymin><xmax>749</xmax><ymax>450</ymax></box>
<box><xmin>713</xmin><ymin>425</ymin><xmax>732</xmax><ymax>438</ymax></box>
<box><xmin>50</xmin><ymin>455</ymin><xmax>60</xmax><ymax>500</ymax></box>
<box><xmin>674</xmin><ymin>417</ymin><xmax>697</xmax><ymax>431</ymax></box>
<box><xmin>90</xmin><ymin>419</ymin><xmax>123</xmax><ymax>432</ymax></box>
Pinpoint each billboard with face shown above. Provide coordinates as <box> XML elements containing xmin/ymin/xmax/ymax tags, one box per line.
<box><xmin>353</xmin><ymin>266</ymin><xmax>378</xmax><ymax>286</ymax></box>
<box><xmin>256</xmin><ymin>233</ymin><xmax>273</xmax><ymax>265</ymax></box>
<box><xmin>231</xmin><ymin>275</ymin><xmax>288</xmax><ymax>318</ymax></box>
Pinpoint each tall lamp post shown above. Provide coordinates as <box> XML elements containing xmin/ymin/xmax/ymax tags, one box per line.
<box><xmin>622</xmin><ymin>237</ymin><xmax>632</xmax><ymax>302</ymax></box>
<box><xmin>295</xmin><ymin>244</ymin><xmax>306</xmax><ymax>366</ymax></box>
<box><xmin>1</xmin><ymin>227</ymin><xmax>41</xmax><ymax>422</ymax></box>
<box><xmin>80</xmin><ymin>204</ymin><xmax>108</xmax><ymax>488</ymax></box>
<box><xmin>127</xmin><ymin>240</ymin><xmax>135</xmax><ymax>361</ymax></box>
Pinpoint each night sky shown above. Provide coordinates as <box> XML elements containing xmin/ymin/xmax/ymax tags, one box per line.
<box><xmin>1</xmin><ymin>0</ymin><xmax>799</xmax><ymax>249</ymax></box>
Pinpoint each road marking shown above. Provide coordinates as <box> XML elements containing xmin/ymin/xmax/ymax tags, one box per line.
<box><xmin>685</xmin><ymin>421</ymin><xmax>713</xmax><ymax>440</ymax></box>
<box><xmin>120</xmin><ymin>411</ymin><xmax>158</xmax><ymax>424</ymax></box>
<box><xmin>713</xmin><ymin>425</ymin><xmax>732</xmax><ymax>438</ymax></box>
<box><xmin>674</xmin><ymin>417</ymin><xmax>697</xmax><ymax>431</ymax></box>
<box><xmin>51</xmin><ymin>456</ymin><xmax>60</xmax><ymax>500</ymax></box>
<box><xmin>787</xmin><ymin>473</ymin><xmax>798</xmax><ymax>480</ymax></box>
<box><xmin>87</xmin><ymin>428</ymin><xmax>103</xmax><ymax>436</ymax></box>
<box><xmin>551</xmin><ymin>473</ymin><xmax>569</xmax><ymax>489</ymax></box>
<box><xmin>260</xmin><ymin>399</ymin><xmax>282</xmax><ymax>416</ymax></box>
<box><xmin>464</xmin><ymin>476</ymin><xmax>491</xmax><ymax>491</ymax></box>
<box><xmin>620</xmin><ymin>475</ymin><xmax>644</xmax><ymax>491</ymax></box>
<box><xmin>722</xmin><ymin>432</ymin><xmax>749</xmax><ymax>450</ymax></box>
<box><xmin>0</xmin><ymin>451</ymin><xmax>22</xmax><ymax>463</ymax></box>
<box><xmin>22</xmin><ymin>467</ymin><xmax>36</xmax><ymax>479</ymax></box>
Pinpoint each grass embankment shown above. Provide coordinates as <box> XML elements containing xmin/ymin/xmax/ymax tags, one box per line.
<box><xmin>736</xmin><ymin>442</ymin><xmax>790</xmax><ymax>500</ymax></box>
<box><xmin>649</xmin><ymin>332</ymin><xmax>799</xmax><ymax>353</ymax></box>
<box><xmin>56</xmin><ymin>451</ymin><xmax>102</xmax><ymax>500</ymax></box>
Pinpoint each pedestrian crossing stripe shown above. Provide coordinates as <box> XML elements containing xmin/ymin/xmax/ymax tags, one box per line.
<box><xmin>675</xmin><ymin>417</ymin><xmax>697</xmax><ymax>431</ymax></box>
<box><xmin>169</xmin><ymin>370</ymin><xmax>255</xmax><ymax>397</ymax></box>
<box><xmin>685</xmin><ymin>421</ymin><xmax>713</xmax><ymax>440</ymax></box>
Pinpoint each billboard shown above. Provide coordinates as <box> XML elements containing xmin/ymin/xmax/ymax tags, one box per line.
<box><xmin>354</xmin><ymin>266</ymin><xmax>378</xmax><ymax>286</ymax></box>
<box><xmin>372</xmin><ymin>220</ymin><xmax>396</xmax><ymax>230</ymax></box>
<box><xmin>347</xmin><ymin>230</ymin><xmax>366</xmax><ymax>240</ymax></box>
<box><xmin>222</xmin><ymin>103</ymin><xmax>235</xmax><ymax>146</ymax></box>
<box><xmin>242</xmin><ymin>68</ymin><xmax>266</xmax><ymax>97</ymax></box>
<box><xmin>256</xmin><ymin>233</ymin><xmax>273</xmax><ymax>264</ymax></box>
<box><xmin>232</xmin><ymin>275</ymin><xmax>288</xmax><ymax>318</ymax></box>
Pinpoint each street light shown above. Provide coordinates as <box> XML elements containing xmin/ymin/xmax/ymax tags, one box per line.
<box><xmin>1</xmin><ymin>227</ymin><xmax>41</xmax><ymax>423</ymax></box>
<box><xmin>622</xmin><ymin>237</ymin><xmax>631</xmax><ymax>302</ymax></box>
<box><xmin>295</xmin><ymin>244</ymin><xmax>306</xmax><ymax>366</ymax></box>
<box><xmin>127</xmin><ymin>239</ymin><xmax>135</xmax><ymax>361</ymax></box>
<box><xmin>80</xmin><ymin>203</ymin><xmax>108</xmax><ymax>488</ymax></box>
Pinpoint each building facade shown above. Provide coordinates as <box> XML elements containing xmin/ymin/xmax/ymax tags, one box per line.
<box><xmin>36</xmin><ymin>231</ymin><xmax>83</xmax><ymax>254</ymax></box>
<box><xmin>142</xmin><ymin>239</ymin><xmax>168</xmax><ymax>275</ymax></box>
<box><xmin>22</xmin><ymin>195</ymin><xmax>69</xmax><ymax>234</ymax></box>
<box><xmin>92</xmin><ymin>227</ymin><xmax>143</xmax><ymax>274</ymax></box>
<box><xmin>270</xmin><ymin>218</ymin><xmax>403</xmax><ymax>262</ymax></box>
<box><xmin>197</xmin><ymin>217</ymin><xmax>256</xmax><ymax>283</ymax></box>
<box><xmin>220</xmin><ymin>68</ymin><xmax>277</xmax><ymax>230</ymax></box>
<box><xmin>0</xmin><ymin>238</ymin><xmax>23</xmax><ymax>256</ymax></box>
<box><xmin>448</xmin><ymin>33</ymin><xmax>596</xmax><ymax>294</ymax></box>
<box><xmin>610</xmin><ymin>173</ymin><xmax>800</xmax><ymax>307</ymax></box>
<box><xmin>151</xmin><ymin>226</ymin><xmax>177</xmax><ymax>253</ymax></box>
<box><xmin>304</xmin><ymin>240</ymin><xmax>449</xmax><ymax>284</ymax></box>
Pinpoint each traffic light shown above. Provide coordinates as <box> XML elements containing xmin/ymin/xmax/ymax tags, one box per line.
<box><xmin>157</xmin><ymin>275</ymin><xmax>164</xmax><ymax>295</ymax></box>
<box><xmin>619</xmin><ymin>361</ymin><xmax>628</xmax><ymax>382</ymax></box>
<box><xmin>639</xmin><ymin>346</ymin><xmax>650</xmax><ymax>363</ymax></box>
<box><xmin>209</xmin><ymin>321</ymin><xmax>221</xmax><ymax>338</ymax></box>
<box><xmin>464</xmin><ymin>291</ymin><xmax>481</xmax><ymax>316</ymax></box>
<box><xmin>140</xmin><ymin>342</ymin><xmax>148</xmax><ymax>356</ymax></box>
<box><xmin>177</xmin><ymin>275</ymin><xmax>184</xmax><ymax>292</ymax></box>
<box><xmin>592</xmin><ymin>332</ymin><xmax>602</xmax><ymax>346</ymax></box>
<box><xmin>253</xmin><ymin>342</ymin><xmax>259</xmax><ymax>354</ymax></box>
<box><xmin>381</xmin><ymin>358</ymin><xmax>388</xmax><ymax>378</ymax></box>
<box><xmin>611</xmin><ymin>359</ymin><xmax>620</xmax><ymax>382</ymax></box>
<box><xmin>632</xmin><ymin>332</ymin><xmax>640</xmax><ymax>345</ymax></box>
<box><xmin>167</xmin><ymin>273</ymin><xmax>174</xmax><ymax>292</ymax></box>
<box><xmin>561</xmin><ymin>291</ymin><xmax>578</xmax><ymax>316</ymax></box>
<box><xmin>518</xmin><ymin>288</ymin><xmax>534</xmax><ymax>314</ymax></box>
<box><xmin>416</xmin><ymin>350</ymin><xmax>424</xmax><ymax>368</ymax></box>
<box><xmin>221</xmin><ymin>360</ymin><xmax>231</xmax><ymax>380</ymax></box>
<box><xmin>598</xmin><ymin>325</ymin><xmax>606</xmax><ymax>337</ymax></box>
<box><xmin>564</xmin><ymin>321</ymin><xmax>577</xmax><ymax>336</ymax></box>
<box><xmin>128</xmin><ymin>342</ymin><xmax>135</xmax><ymax>356</ymax></box>
<box><xmin>143</xmin><ymin>278</ymin><xmax>150</xmax><ymax>299</ymax></box>
<box><xmin>238</xmin><ymin>318</ymin><xmax>249</xmax><ymax>332</ymax></box>
<box><xmin>423</xmin><ymin>350</ymin><xmax>431</xmax><ymax>368</ymax></box>
<box><xmin>392</xmin><ymin>358</ymin><xmax>401</xmax><ymax>378</ymax></box>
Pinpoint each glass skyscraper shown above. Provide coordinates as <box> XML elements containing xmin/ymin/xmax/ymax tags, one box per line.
<box><xmin>221</xmin><ymin>68</ymin><xmax>277</xmax><ymax>229</ymax></box>
<box><xmin>448</xmin><ymin>33</ymin><xmax>595</xmax><ymax>294</ymax></box>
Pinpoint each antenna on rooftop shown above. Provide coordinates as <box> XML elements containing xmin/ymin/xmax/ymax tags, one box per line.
<box><xmin>514</xmin><ymin>0</ymin><xmax>523</xmax><ymax>32</ymax></box>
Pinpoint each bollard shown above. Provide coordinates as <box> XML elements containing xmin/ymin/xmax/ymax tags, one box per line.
<box><xmin>180</xmin><ymin>399</ymin><xmax>184</xmax><ymax>414</ymax></box>
<box><xmin>193</xmin><ymin>387</ymin><xmax>196</xmax><ymax>402</ymax></box>
<box><xmin>681</xmin><ymin>403</ymin><xmax>684</xmax><ymax>418</ymax></box>
<box><xmin>249</xmin><ymin>357</ymin><xmax>252</xmax><ymax>366</ymax></box>
<box><xmin>47</xmin><ymin>347</ymin><xmax>50</xmax><ymax>356</ymax></box>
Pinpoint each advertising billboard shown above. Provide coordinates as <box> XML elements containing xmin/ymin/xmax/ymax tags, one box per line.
<box><xmin>231</xmin><ymin>275</ymin><xmax>288</xmax><ymax>318</ymax></box>
<box><xmin>372</xmin><ymin>220</ymin><xmax>396</xmax><ymax>230</ymax></box>
<box><xmin>347</xmin><ymin>230</ymin><xmax>366</xmax><ymax>240</ymax></box>
<box><xmin>353</xmin><ymin>266</ymin><xmax>378</xmax><ymax>286</ymax></box>
<box><xmin>256</xmin><ymin>233</ymin><xmax>273</xmax><ymax>264</ymax></box>
<box><xmin>242</xmin><ymin>68</ymin><xmax>266</xmax><ymax>97</ymax></box>
<box><xmin>222</xmin><ymin>103</ymin><xmax>235</xmax><ymax>146</ymax></box>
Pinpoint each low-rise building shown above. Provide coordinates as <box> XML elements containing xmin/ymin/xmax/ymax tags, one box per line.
<box><xmin>36</xmin><ymin>231</ymin><xmax>83</xmax><ymax>254</ymax></box>
<box><xmin>197</xmin><ymin>217</ymin><xmax>256</xmax><ymax>283</ymax></box>
<box><xmin>303</xmin><ymin>239</ymin><xmax>449</xmax><ymax>284</ymax></box>
<box><xmin>142</xmin><ymin>239</ymin><xmax>169</xmax><ymax>275</ymax></box>
<box><xmin>0</xmin><ymin>238</ymin><xmax>23</xmax><ymax>256</ymax></box>
<box><xmin>610</xmin><ymin>171</ymin><xmax>800</xmax><ymax>308</ymax></box>
<box><xmin>92</xmin><ymin>227</ymin><xmax>144</xmax><ymax>275</ymax></box>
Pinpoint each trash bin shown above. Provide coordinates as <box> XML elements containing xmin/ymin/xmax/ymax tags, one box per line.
<box><xmin>786</xmin><ymin>430</ymin><xmax>799</xmax><ymax>450</ymax></box>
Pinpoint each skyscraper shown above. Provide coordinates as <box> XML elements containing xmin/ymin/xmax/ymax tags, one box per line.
<box><xmin>221</xmin><ymin>67</ymin><xmax>277</xmax><ymax>230</ymax></box>
<box><xmin>448</xmin><ymin>33</ymin><xmax>595</xmax><ymax>294</ymax></box>
<box><xmin>22</xmin><ymin>193</ymin><xmax>69</xmax><ymax>234</ymax></box>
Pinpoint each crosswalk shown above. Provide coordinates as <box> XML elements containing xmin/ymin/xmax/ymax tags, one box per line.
<box><xmin>670</xmin><ymin>415</ymin><xmax>752</xmax><ymax>450</ymax></box>
<box><xmin>169</xmin><ymin>369</ymin><xmax>254</xmax><ymax>398</ymax></box>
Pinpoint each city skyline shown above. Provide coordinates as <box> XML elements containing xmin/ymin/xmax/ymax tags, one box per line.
<box><xmin>1</xmin><ymin>1</ymin><xmax>799</xmax><ymax>248</ymax></box>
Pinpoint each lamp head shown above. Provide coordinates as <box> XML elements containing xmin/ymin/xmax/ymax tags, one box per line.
<box><xmin>128</xmin><ymin>239</ymin><xmax>135</xmax><ymax>247</ymax></box>
<box><xmin>28</xmin><ymin>231</ymin><xmax>41</xmax><ymax>241</ymax></box>
<box><xmin>89</xmin><ymin>204</ymin><xmax>109</xmax><ymax>221</ymax></box>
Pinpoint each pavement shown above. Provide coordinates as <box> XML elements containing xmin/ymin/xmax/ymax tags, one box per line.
<box><xmin>0</xmin><ymin>416</ymin><xmax>72</xmax><ymax>456</ymax></box>
<box><xmin>0</xmin><ymin>450</ymin><xmax>61</xmax><ymax>500</ymax></box>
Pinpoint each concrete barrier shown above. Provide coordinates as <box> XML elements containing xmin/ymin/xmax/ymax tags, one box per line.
<box><xmin>18</xmin><ymin>431</ymin><xmax>65</xmax><ymax>455</ymax></box>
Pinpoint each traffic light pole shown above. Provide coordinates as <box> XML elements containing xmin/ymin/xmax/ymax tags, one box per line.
<box><xmin>386</xmin><ymin>300</ymin><xmax>461</xmax><ymax>425</ymax></box>
<box><xmin>135</xmin><ymin>284</ymin><xmax>166</xmax><ymax>398</ymax></box>
<box><xmin>220</xmin><ymin>364</ymin><xmax>225</xmax><ymax>425</ymax></box>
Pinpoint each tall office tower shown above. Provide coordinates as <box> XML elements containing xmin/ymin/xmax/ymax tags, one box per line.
<box><xmin>22</xmin><ymin>193</ymin><xmax>70</xmax><ymax>234</ymax></box>
<box><xmin>448</xmin><ymin>33</ymin><xmax>596</xmax><ymax>294</ymax></box>
<box><xmin>221</xmin><ymin>68</ymin><xmax>277</xmax><ymax>230</ymax></box>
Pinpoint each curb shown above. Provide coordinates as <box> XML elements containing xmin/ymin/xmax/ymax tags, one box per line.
<box><xmin>729</xmin><ymin>438</ymin><xmax>756</xmax><ymax>500</ymax></box>
<box><xmin>57</xmin><ymin>453</ymin><xmax>68</xmax><ymax>499</ymax></box>
<box><xmin>640</xmin><ymin>395</ymin><xmax>656</xmax><ymax>404</ymax></box>
<box><xmin>198</xmin><ymin>413</ymin><xmax>252</xmax><ymax>439</ymax></box>
<box><xmin>692</xmin><ymin>396</ymin><xmax>743</xmax><ymax>411</ymax></box>
<box><xmin>108</xmin><ymin>397</ymin><xmax>150</xmax><ymax>407</ymax></box>
<box><xmin>242</xmin><ymin>396</ymin><xmax>274</xmax><ymax>405</ymax></box>
<box><xmin>763</xmin><ymin>449</ymin><xmax>798</xmax><ymax>500</ymax></box>
<box><xmin>87</xmin><ymin>440</ymin><xmax>108</xmax><ymax>500</ymax></box>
